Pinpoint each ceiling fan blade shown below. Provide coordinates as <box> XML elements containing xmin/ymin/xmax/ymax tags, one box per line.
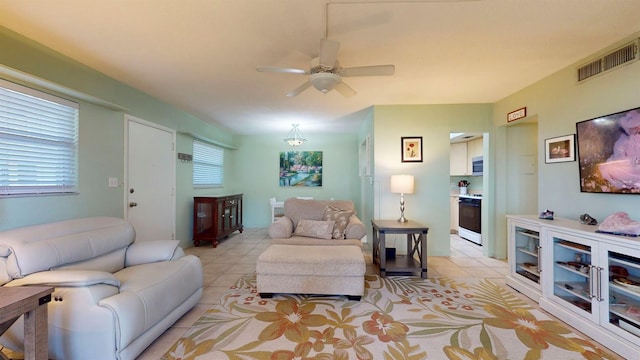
<box><xmin>334</xmin><ymin>81</ymin><xmax>356</xmax><ymax>98</ymax></box>
<box><xmin>256</xmin><ymin>66</ymin><xmax>307</xmax><ymax>75</ymax></box>
<box><xmin>319</xmin><ymin>39</ymin><xmax>340</xmax><ymax>68</ymax></box>
<box><xmin>340</xmin><ymin>65</ymin><xmax>395</xmax><ymax>77</ymax></box>
<box><xmin>286</xmin><ymin>81</ymin><xmax>312</xmax><ymax>97</ymax></box>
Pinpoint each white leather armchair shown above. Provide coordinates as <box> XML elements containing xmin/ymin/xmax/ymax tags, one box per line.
<box><xmin>0</xmin><ymin>217</ymin><xmax>203</xmax><ymax>360</ymax></box>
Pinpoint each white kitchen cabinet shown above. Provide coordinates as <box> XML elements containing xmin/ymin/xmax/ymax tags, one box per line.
<box><xmin>450</xmin><ymin>142</ymin><xmax>467</xmax><ymax>175</ymax></box>
<box><xmin>506</xmin><ymin>215</ymin><xmax>640</xmax><ymax>359</ymax></box>
<box><xmin>450</xmin><ymin>195</ymin><xmax>459</xmax><ymax>232</ymax></box>
<box><xmin>466</xmin><ymin>138</ymin><xmax>483</xmax><ymax>175</ymax></box>
<box><xmin>506</xmin><ymin>216</ymin><xmax>542</xmax><ymax>302</ymax></box>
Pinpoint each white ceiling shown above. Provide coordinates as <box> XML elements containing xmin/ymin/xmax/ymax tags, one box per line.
<box><xmin>2</xmin><ymin>0</ymin><xmax>640</xmax><ymax>136</ymax></box>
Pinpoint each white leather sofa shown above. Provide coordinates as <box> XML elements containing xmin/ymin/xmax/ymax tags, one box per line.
<box><xmin>0</xmin><ymin>217</ymin><xmax>203</xmax><ymax>360</ymax></box>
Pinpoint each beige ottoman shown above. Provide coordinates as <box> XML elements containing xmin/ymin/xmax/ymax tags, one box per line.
<box><xmin>256</xmin><ymin>244</ymin><xmax>366</xmax><ymax>300</ymax></box>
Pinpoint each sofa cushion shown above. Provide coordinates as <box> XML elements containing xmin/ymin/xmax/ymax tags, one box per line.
<box><xmin>323</xmin><ymin>206</ymin><xmax>355</xmax><ymax>239</ymax></box>
<box><xmin>101</xmin><ymin>255</ymin><xmax>203</xmax><ymax>350</ymax></box>
<box><xmin>125</xmin><ymin>240</ymin><xmax>181</xmax><ymax>267</ymax></box>
<box><xmin>271</xmin><ymin>237</ymin><xmax>363</xmax><ymax>248</ymax></box>
<box><xmin>293</xmin><ymin>220</ymin><xmax>335</xmax><ymax>239</ymax></box>
<box><xmin>53</xmin><ymin>248</ymin><xmax>128</xmax><ymax>274</ymax></box>
<box><xmin>268</xmin><ymin>217</ymin><xmax>293</xmax><ymax>239</ymax></box>
<box><xmin>284</xmin><ymin>198</ymin><xmax>355</xmax><ymax>232</ymax></box>
<box><xmin>3</xmin><ymin>217</ymin><xmax>134</xmax><ymax>278</ymax></box>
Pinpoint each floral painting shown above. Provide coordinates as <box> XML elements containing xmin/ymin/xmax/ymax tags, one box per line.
<box><xmin>279</xmin><ymin>151</ymin><xmax>322</xmax><ymax>187</ymax></box>
<box><xmin>401</xmin><ymin>136</ymin><xmax>423</xmax><ymax>162</ymax></box>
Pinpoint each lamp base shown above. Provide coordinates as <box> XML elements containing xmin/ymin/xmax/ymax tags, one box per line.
<box><xmin>398</xmin><ymin>194</ymin><xmax>408</xmax><ymax>223</ymax></box>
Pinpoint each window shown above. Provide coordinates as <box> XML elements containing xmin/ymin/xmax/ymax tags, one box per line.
<box><xmin>0</xmin><ymin>79</ymin><xmax>79</xmax><ymax>196</ymax></box>
<box><xmin>193</xmin><ymin>140</ymin><xmax>223</xmax><ymax>187</ymax></box>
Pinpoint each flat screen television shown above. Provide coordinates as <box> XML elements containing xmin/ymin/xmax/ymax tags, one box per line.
<box><xmin>576</xmin><ymin>106</ymin><xmax>640</xmax><ymax>194</ymax></box>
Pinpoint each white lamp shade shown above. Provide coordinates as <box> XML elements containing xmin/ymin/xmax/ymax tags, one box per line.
<box><xmin>390</xmin><ymin>174</ymin><xmax>414</xmax><ymax>194</ymax></box>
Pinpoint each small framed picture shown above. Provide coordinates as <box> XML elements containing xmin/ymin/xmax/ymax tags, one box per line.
<box><xmin>401</xmin><ymin>136</ymin><xmax>423</xmax><ymax>162</ymax></box>
<box><xmin>545</xmin><ymin>134</ymin><xmax>575</xmax><ymax>163</ymax></box>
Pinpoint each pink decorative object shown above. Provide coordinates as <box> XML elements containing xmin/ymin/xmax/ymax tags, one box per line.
<box><xmin>598</xmin><ymin>212</ymin><xmax>640</xmax><ymax>236</ymax></box>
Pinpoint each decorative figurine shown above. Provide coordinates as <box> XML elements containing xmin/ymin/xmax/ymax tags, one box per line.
<box><xmin>580</xmin><ymin>213</ymin><xmax>598</xmax><ymax>225</ymax></box>
<box><xmin>539</xmin><ymin>209</ymin><xmax>554</xmax><ymax>220</ymax></box>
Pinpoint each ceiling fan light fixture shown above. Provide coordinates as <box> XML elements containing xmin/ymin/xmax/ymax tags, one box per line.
<box><xmin>284</xmin><ymin>124</ymin><xmax>306</xmax><ymax>146</ymax></box>
<box><xmin>309</xmin><ymin>72</ymin><xmax>340</xmax><ymax>93</ymax></box>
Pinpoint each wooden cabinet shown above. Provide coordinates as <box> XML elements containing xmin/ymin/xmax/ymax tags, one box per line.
<box><xmin>193</xmin><ymin>194</ymin><xmax>243</xmax><ymax>247</ymax></box>
<box><xmin>450</xmin><ymin>142</ymin><xmax>467</xmax><ymax>175</ymax></box>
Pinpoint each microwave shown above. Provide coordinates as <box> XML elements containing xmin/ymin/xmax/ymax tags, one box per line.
<box><xmin>472</xmin><ymin>156</ymin><xmax>483</xmax><ymax>176</ymax></box>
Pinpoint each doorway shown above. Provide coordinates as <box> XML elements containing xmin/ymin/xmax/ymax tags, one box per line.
<box><xmin>506</xmin><ymin>122</ymin><xmax>538</xmax><ymax>215</ymax></box>
<box><xmin>125</xmin><ymin>115</ymin><xmax>176</xmax><ymax>242</ymax></box>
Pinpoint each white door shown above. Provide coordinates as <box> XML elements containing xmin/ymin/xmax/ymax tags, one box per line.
<box><xmin>125</xmin><ymin>115</ymin><xmax>175</xmax><ymax>242</ymax></box>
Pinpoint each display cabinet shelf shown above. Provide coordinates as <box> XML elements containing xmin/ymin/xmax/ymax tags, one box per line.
<box><xmin>506</xmin><ymin>215</ymin><xmax>640</xmax><ymax>359</ymax></box>
<box><xmin>516</xmin><ymin>247</ymin><xmax>538</xmax><ymax>257</ymax></box>
<box><xmin>506</xmin><ymin>216</ymin><xmax>542</xmax><ymax>302</ymax></box>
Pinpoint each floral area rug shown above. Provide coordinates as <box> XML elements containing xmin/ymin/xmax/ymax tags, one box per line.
<box><xmin>163</xmin><ymin>274</ymin><xmax>616</xmax><ymax>360</ymax></box>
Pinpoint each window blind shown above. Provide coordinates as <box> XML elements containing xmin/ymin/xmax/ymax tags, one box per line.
<box><xmin>0</xmin><ymin>79</ymin><xmax>79</xmax><ymax>196</ymax></box>
<box><xmin>193</xmin><ymin>140</ymin><xmax>223</xmax><ymax>187</ymax></box>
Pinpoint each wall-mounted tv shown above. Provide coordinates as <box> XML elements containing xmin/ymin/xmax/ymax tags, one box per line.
<box><xmin>576</xmin><ymin>106</ymin><xmax>640</xmax><ymax>194</ymax></box>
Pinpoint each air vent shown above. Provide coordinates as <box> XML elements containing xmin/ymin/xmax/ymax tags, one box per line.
<box><xmin>578</xmin><ymin>60</ymin><xmax>602</xmax><ymax>81</ymax></box>
<box><xmin>577</xmin><ymin>39</ymin><xmax>638</xmax><ymax>82</ymax></box>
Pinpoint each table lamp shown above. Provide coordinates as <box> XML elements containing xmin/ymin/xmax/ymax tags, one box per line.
<box><xmin>390</xmin><ymin>174</ymin><xmax>414</xmax><ymax>223</ymax></box>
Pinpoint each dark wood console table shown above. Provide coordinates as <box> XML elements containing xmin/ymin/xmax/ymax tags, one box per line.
<box><xmin>193</xmin><ymin>194</ymin><xmax>243</xmax><ymax>247</ymax></box>
<box><xmin>0</xmin><ymin>286</ymin><xmax>53</xmax><ymax>360</ymax></box>
<box><xmin>371</xmin><ymin>220</ymin><xmax>429</xmax><ymax>279</ymax></box>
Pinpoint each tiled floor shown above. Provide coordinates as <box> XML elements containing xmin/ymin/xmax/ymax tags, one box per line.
<box><xmin>137</xmin><ymin>230</ymin><xmax>512</xmax><ymax>359</ymax></box>
<box><xmin>0</xmin><ymin>229</ymin><xmax>617</xmax><ymax>359</ymax></box>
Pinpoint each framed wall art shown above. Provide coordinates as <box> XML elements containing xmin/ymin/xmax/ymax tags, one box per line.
<box><xmin>544</xmin><ymin>134</ymin><xmax>575</xmax><ymax>164</ymax></box>
<box><xmin>576</xmin><ymin>106</ymin><xmax>640</xmax><ymax>194</ymax></box>
<box><xmin>279</xmin><ymin>151</ymin><xmax>323</xmax><ymax>187</ymax></box>
<box><xmin>401</xmin><ymin>136</ymin><xmax>422</xmax><ymax>163</ymax></box>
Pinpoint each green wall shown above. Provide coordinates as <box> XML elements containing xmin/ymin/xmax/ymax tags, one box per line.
<box><xmin>369</xmin><ymin>104</ymin><xmax>494</xmax><ymax>257</ymax></box>
<box><xmin>3</xmin><ymin>24</ymin><xmax>640</xmax><ymax>259</ymax></box>
<box><xmin>493</xmin><ymin>32</ymin><xmax>640</xmax><ymax>255</ymax></box>
<box><xmin>233</xmin><ymin>132</ymin><xmax>362</xmax><ymax>228</ymax></box>
<box><xmin>0</xmin><ymin>27</ymin><xmax>238</xmax><ymax>249</ymax></box>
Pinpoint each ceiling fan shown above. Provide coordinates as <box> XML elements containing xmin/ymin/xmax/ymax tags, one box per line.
<box><xmin>256</xmin><ymin>39</ymin><xmax>395</xmax><ymax>97</ymax></box>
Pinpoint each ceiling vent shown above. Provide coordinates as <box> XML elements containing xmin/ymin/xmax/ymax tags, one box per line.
<box><xmin>577</xmin><ymin>39</ymin><xmax>638</xmax><ymax>82</ymax></box>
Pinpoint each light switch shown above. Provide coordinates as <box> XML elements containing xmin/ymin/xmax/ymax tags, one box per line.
<box><xmin>108</xmin><ymin>177</ymin><xmax>119</xmax><ymax>188</ymax></box>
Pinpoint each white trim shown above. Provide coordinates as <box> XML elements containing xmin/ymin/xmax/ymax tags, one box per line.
<box><xmin>178</xmin><ymin>131</ymin><xmax>237</xmax><ymax>150</ymax></box>
<box><xmin>0</xmin><ymin>64</ymin><xmax>128</xmax><ymax>111</ymax></box>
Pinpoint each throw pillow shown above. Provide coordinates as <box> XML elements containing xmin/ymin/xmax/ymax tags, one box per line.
<box><xmin>293</xmin><ymin>220</ymin><xmax>335</xmax><ymax>239</ymax></box>
<box><xmin>323</xmin><ymin>205</ymin><xmax>355</xmax><ymax>239</ymax></box>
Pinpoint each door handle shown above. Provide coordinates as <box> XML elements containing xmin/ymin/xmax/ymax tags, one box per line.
<box><xmin>129</xmin><ymin>202</ymin><xmax>138</xmax><ymax>208</ymax></box>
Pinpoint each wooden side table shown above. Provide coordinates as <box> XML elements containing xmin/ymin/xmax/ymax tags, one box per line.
<box><xmin>0</xmin><ymin>286</ymin><xmax>53</xmax><ymax>360</ymax></box>
<box><xmin>371</xmin><ymin>220</ymin><xmax>429</xmax><ymax>279</ymax></box>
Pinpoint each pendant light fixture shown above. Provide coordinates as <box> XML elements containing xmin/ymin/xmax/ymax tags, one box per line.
<box><xmin>284</xmin><ymin>124</ymin><xmax>306</xmax><ymax>146</ymax></box>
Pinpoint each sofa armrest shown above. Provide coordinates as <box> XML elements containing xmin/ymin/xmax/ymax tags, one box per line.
<box><xmin>345</xmin><ymin>216</ymin><xmax>367</xmax><ymax>240</ymax></box>
<box><xmin>268</xmin><ymin>216</ymin><xmax>293</xmax><ymax>239</ymax></box>
<box><xmin>125</xmin><ymin>240</ymin><xmax>182</xmax><ymax>267</ymax></box>
<box><xmin>5</xmin><ymin>270</ymin><xmax>120</xmax><ymax>287</ymax></box>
